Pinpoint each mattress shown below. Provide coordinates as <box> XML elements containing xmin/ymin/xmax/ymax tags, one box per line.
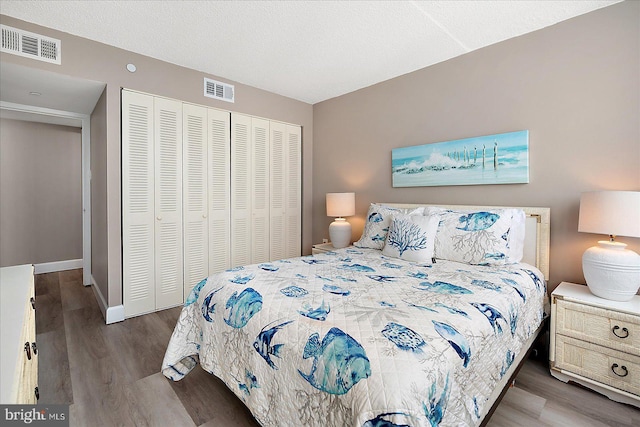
<box><xmin>162</xmin><ymin>247</ymin><xmax>546</xmax><ymax>426</ymax></box>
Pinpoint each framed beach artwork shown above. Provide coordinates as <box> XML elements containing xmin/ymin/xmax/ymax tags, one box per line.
<box><xmin>392</xmin><ymin>130</ymin><xmax>529</xmax><ymax>187</ymax></box>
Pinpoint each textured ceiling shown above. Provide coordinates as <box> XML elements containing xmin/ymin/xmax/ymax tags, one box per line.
<box><xmin>0</xmin><ymin>0</ymin><xmax>621</xmax><ymax>104</ymax></box>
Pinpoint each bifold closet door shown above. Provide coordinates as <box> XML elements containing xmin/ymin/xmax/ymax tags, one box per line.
<box><xmin>285</xmin><ymin>125</ymin><xmax>302</xmax><ymax>259</ymax></box>
<box><xmin>270</xmin><ymin>123</ymin><xmax>301</xmax><ymax>260</ymax></box>
<box><xmin>123</xmin><ymin>91</ymin><xmax>184</xmax><ymax>317</ymax></box>
<box><xmin>154</xmin><ymin>97</ymin><xmax>184</xmax><ymax>310</ymax></box>
<box><xmin>269</xmin><ymin>122</ymin><xmax>287</xmax><ymax>260</ymax></box>
<box><xmin>183</xmin><ymin>104</ymin><xmax>209</xmax><ymax>297</ymax></box>
<box><xmin>251</xmin><ymin>117</ymin><xmax>270</xmax><ymax>264</ymax></box>
<box><xmin>231</xmin><ymin>113</ymin><xmax>252</xmax><ymax>267</ymax></box>
<box><xmin>231</xmin><ymin>113</ymin><xmax>271</xmax><ymax>267</ymax></box>
<box><xmin>123</xmin><ymin>91</ymin><xmax>156</xmax><ymax>317</ymax></box>
<box><xmin>208</xmin><ymin>109</ymin><xmax>231</xmax><ymax>274</ymax></box>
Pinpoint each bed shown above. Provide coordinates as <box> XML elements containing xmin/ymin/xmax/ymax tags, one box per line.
<box><xmin>162</xmin><ymin>203</ymin><xmax>550</xmax><ymax>426</ymax></box>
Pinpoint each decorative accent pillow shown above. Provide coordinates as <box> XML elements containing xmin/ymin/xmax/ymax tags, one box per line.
<box><xmin>424</xmin><ymin>207</ymin><xmax>525</xmax><ymax>265</ymax></box>
<box><xmin>354</xmin><ymin>204</ymin><xmax>424</xmax><ymax>250</ymax></box>
<box><xmin>382</xmin><ymin>214</ymin><xmax>440</xmax><ymax>263</ymax></box>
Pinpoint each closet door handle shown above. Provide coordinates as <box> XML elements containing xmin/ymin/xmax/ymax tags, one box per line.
<box><xmin>157</xmin><ymin>216</ymin><xmax>162</xmax><ymax>221</ymax></box>
<box><xmin>612</xmin><ymin>325</ymin><xmax>629</xmax><ymax>339</ymax></box>
<box><xmin>202</xmin><ymin>214</ymin><xmax>207</xmax><ymax>219</ymax></box>
<box><xmin>34</xmin><ymin>387</ymin><xmax>39</xmax><ymax>400</ymax></box>
<box><xmin>24</xmin><ymin>342</ymin><xmax>31</xmax><ymax>360</ymax></box>
<box><xmin>611</xmin><ymin>363</ymin><xmax>628</xmax><ymax>377</ymax></box>
<box><xmin>30</xmin><ymin>297</ymin><xmax>36</xmax><ymax>310</ymax></box>
<box><xmin>32</xmin><ymin>342</ymin><xmax>37</xmax><ymax>355</ymax></box>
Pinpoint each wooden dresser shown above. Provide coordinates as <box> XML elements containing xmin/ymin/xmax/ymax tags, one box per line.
<box><xmin>0</xmin><ymin>264</ymin><xmax>38</xmax><ymax>404</ymax></box>
<box><xmin>550</xmin><ymin>282</ymin><xmax>639</xmax><ymax>407</ymax></box>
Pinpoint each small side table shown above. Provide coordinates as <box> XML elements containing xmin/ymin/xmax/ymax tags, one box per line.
<box><xmin>549</xmin><ymin>281</ymin><xmax>639</xmax><ymax>407</ymax></box>
<box><xmin>312</xmin><ymin>243</ymin><xmax>338</xmax><ymax>255</ymax></box>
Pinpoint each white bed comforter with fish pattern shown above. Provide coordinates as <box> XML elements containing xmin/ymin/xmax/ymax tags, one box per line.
<box><xmin>162</xmin><ymin>247</ymin><xmax>546</xmax><ymax>427</ymax></box>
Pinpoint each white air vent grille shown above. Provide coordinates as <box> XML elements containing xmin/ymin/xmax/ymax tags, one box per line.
<box><xmin>1</xmin><ymin>25</ymin><xmax>61</xmax><ymax>65</ymax></box>
<box><xmin>204</xmin><ymin>78</ymin><xmax>234</xmax><ymax>103</ymax></box>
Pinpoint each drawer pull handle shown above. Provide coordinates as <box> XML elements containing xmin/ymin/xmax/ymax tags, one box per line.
<box><xmin>612</xmin><ymin>325</ymin><xmax>629</xmax><ymax>339</ymax></box>
<box><xmin>34</xmin><ymin>386</ymin><xmax>39</xmax><ymax>400</ymax></box>
<box><xmin>30</xmin><ymin>297</ymin><xmax>35</xmax><ymax>309</ymax></box>
<box><xmin>32</xmin><ymin>342</ymin><xmax>37</xmax><ymax>355</ymax></box>
<box><xmin>24</xmin><ymin>342</ymin><xmax>31</xmax><ymax>360</ymax></box>
<box><xmin>611</xmin><ymin>363</ymin><xmax>628</xmax><ymax>377</ymax></box>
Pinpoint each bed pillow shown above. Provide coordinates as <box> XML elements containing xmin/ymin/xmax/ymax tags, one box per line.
<box><xmin>424</xmin><ymin>207</ymin><xmax>525</xmax><ymax>265</ymax></box>
<box><xmin>382</xmin><ymin>213</ymin><xmax>439</xmax><ymax>263</ymax></box>
<box><xmin>354</xmin><ymin>204</ymin><xmax>424</xmax><ymax>250</ymax></box>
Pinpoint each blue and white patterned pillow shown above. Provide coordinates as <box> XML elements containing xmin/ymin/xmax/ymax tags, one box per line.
<box><xmin>424</xmin><ymin>207</ymin><xmax>523</xmax><ymax>265</ymax></box>
<box><xmin>382</xmin><ymin>214</ymin><xmax>440</xmax><ymax>263</ymax></box>
<box><xmin>354</xmin><ymin>204</ymin><xmax>424</xmax><ymax>250</ymax></box>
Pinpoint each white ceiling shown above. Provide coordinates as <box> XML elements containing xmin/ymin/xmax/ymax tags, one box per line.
<box><xmin>0</xmin><ymin>0</ymin><xmax>621</xmax><ymax>105</ymax></box>
<box><xmin>0</xmin><ymin>62</ymin><xmax>106</xmax><ymax>114</ymax></box>
<box><xmin>0</xmin><ymin>61</ymin><xmax>106</xmax><ymax>126</ymax></box>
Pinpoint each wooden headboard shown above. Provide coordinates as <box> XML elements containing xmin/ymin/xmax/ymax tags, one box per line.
<box><xmin>381</xmin><ymin>203</ymin><xmax>550</xmax><ymax>280</ymax></box>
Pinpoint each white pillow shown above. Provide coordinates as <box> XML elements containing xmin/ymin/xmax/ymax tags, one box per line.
<box><xmin>354</xmin><ymin>204</ymin><xmax>424</xmax><ymax>250</ymax></box>
<box><xmin>382</xmin><ymin>214</ymin><xmax>439</xmax><ymax>263</ymax></box>
<box><xmin>424</xmin><ymin>207</ymin><xmax>525</xmax><ymax>265</ymax></box>
<box><xmin>507</xmin><ymin>209</ymin><xmax>526</xmax><ymax>263</ymax></box>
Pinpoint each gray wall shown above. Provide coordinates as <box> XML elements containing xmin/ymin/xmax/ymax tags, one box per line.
<box><xmin>90</xmin><ymin>89</ymin><xmax>108</xmax><ymax>300</ymax></box>
<box><xmin>312</xmin><ymin>1</ymin><xmax>640</xmax><ymax>291</ymax></box>
<box><xmin>0</xmin><ymin>118</ymin><xmax>82</xmax><ymax>267</ymax></box>
<box><xmin>0</xmin><ymin>15</ymin><xmax>313</xmax><ymax>309</ymax></box>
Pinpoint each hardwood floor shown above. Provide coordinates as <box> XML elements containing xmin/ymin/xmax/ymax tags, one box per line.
<box><xmin>36</xmin><ymin>270</ymin><xmax>639</xmax><ymax>426</ymax></box>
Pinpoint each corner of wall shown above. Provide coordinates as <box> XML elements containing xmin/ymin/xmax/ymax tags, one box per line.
<box><xmin>90</xmin><ymin>274</ymin><xmax>124</xmax><ymax>324</ymax></box>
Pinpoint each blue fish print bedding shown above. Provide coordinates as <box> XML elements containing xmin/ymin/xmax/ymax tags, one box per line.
<box><xmin>162</xmin><ymin>248</ymin><xmax>546</xmax><ymax>426</ymax></box>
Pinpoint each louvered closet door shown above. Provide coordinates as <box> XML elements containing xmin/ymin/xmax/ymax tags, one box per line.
<box><xmin>122</xmin><ymin>90</ymin><xmax>155</xmax><ymax>317</ymax></box>
<box><xmin>251</xmin><ymin>118</ymin><xmax>270</xmax><ymax>264</ymax></box>
<box><xmin>285</xmin><ymin>125</ymin><xmax>302</xmax><ymax>258</ymax></box>
<box><xmin>154</xmin><ymin>97</ymin><xmax>183</xmax><ymax>309</ymax></box>
<box><xmin>231</xmin><ymin>113</ymin><xmax>252</xmax><ymax>267</ymax></box>
<box><xmin>208</xmin><ymin>109</ymin><xmax>231</xmax><ymax>274</ymax></box>
<box><xmin>183</xmin><ymin>104</ymin><xmax>209</xmax><ymax>297</ymax></box>
<box><xmin>269</xmin><ymin>122</ymin><xmax>287</xmax><ymax>261</ymax></box>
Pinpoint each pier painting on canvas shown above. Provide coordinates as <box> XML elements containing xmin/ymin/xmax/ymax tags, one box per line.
<box><xmin>392</xmin><ymin>130</ymin><xmax>529</xmax><ymax>187</ymax></box>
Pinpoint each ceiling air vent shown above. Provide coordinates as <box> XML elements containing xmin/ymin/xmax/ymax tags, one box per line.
<box><xmin>204</xmin><ymin>78</ymin><xmax>234</xmax><ymax>103</ymax></box>
<box><xmin>1</xmin><ymin>24</ymin><xmax>61</xmax><ymax>65</ymax></box>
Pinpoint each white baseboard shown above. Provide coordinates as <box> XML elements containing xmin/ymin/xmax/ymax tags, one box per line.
<box><xmin>34</xmin><ymin>258</ymin><xmax>83</xmax><ymax>274</ymax></box>
<box><xmin>106</xmin><ymin>305</ymin><xmax>125</xmax><ymax>325</ymax></box>
<box><xmin>90</xmin><ymin>274</ymin><xmax>125</xmax><ymax>324</ymax></box>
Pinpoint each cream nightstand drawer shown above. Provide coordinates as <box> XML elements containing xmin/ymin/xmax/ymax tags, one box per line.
<box><xmin>554</xmin><ymin>334</ymin><xmax>640</xmax><ymax>397</ymax></box>
<box><xmin>556</xmin><ymin>298</ymin><xmax>640</xmax><ymax>356</ymax></box>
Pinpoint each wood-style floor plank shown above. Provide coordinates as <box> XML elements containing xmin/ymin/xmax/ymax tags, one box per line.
<box><xmin>35</xmin><ymin>272</ymin><xmax>64</xmax><ymax>334</ymax></box>
<box><xmin>169</xmin><ymin>364</ymin><xmax>259</xmax><ymax>427</ymax></box>
<box><xmin>34</xmin><ymin>269</ymin><xmax>639</xmax><ymax>426</ymax></box>
<box><xmin>512</xmin><ymin>356</ymin><xmax>639</xmax><ymax>426</ymax></box>
<box><xmin>36</xmin><ymin>328</ymin><xmax>73</xmax><ymax>404</ymax></box>
<box><xmin>124</xmin><ymin>373</ymin><xmax>197</xmax><ymax>427</ymax></box>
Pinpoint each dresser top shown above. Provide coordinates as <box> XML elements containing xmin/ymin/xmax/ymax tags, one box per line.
<box><xmin>553</xmin><ymin>282</ymin><xmax>640</xmax><ymax>316</ymax></box>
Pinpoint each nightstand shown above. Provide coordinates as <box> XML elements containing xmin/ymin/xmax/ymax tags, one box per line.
<box><xmin>550</xmin><ymin>282</ymin><xmax>640</xmax><ymax>407</ymax></box>
<box><xmin>312</xmin><ymin>243</ymin><xmax>338</xmax><ymax>255</ymax></box>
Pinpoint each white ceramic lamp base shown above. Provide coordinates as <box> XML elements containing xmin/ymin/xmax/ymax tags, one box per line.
<box><xmin>583</xmin><ymin>241</ymin><xmax>640</xmax><ymax>302</ymax></box>
<box><xmin>329</xmin><ymin>218</ymin><xmax>351</xmax><ymax>249</ymax></box>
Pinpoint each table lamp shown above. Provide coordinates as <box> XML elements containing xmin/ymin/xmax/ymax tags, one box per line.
<box><xmin>326</xmin><ymin>192</ymin><xmax>355</xmax><ymax>248</ymax></box>
<box><xmin>578</xmin><ymin>191</ymin><xmax>640</xmax><ymax>301</ymax></box>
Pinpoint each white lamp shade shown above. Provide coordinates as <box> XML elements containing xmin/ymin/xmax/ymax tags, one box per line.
<box><xmin>326</xmin><ymin>193</ymin><xmax>355</xmax><ymax>218</ymax></box>
<box><xmin>578</xmin><ymin>190</ymin><xmax>640</xmax><ymax>301</ymax></box>
<box><xmin>578</xmin><ymin>191</ymin><xmax>640</xmax><ymax>238</ymax></box>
